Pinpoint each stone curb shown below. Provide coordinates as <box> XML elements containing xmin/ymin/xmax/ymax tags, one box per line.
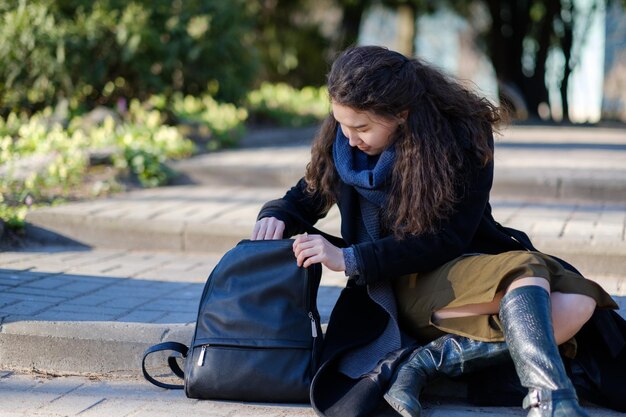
<box><xmin>0</xmin><ymin>320</ymin><xmax>193</xmax><ymax>378</ymax></box>
<box><xmin>24</xmin><ymin>206</ymin><xmax>626</xmax><ymax>268</ymax></box>
<box><xmin>24</xmin><ymin>212</ymin><xmax>253</xmax><ymax>254</ymax></box>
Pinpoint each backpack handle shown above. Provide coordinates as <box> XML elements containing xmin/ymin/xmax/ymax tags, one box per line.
<box><xmin>142</xmin><ymin>341</ymin><xmax>189</xmax><ymax>390</ymax></box>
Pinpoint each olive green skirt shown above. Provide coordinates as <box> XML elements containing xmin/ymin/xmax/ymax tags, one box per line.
<box><xmin>392</xmin><ymin>251</ymin><xmax>618</xmax><ymax>343</ymax></box>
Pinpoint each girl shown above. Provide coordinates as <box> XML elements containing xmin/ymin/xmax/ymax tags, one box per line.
<box><xmin>251</xmin><ymin>46</ymin><xmax>619</xmax><ymax>417</ymax></box>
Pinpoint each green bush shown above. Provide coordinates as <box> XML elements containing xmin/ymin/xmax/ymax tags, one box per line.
<box><xmin>168</xmin><ymin>93</ymin><xmax>248</xmax><ymax>150</ymax></box>
<box><xmin>0</xmin><ymin>0</ymin><xmax>259</xmax><ymax>114</ymax></box>
<box><xmin>0</xmin><ymin>106</ymin><xmax>195</xmax><ymax>227</ymax></box>
<box><xmin>246</xmin><ymin>83</ymin><xmax>329</xmax><ymax>127</ymax></box>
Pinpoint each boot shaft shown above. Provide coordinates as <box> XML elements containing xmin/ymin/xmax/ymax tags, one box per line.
<box><xmin>499</xmin><ymin>285</ymin><xmax>574</xmax><ymax>391</ymax></box>
<box><xmin>499</xmin><ymin>285</ymin><xmax>588</xmax><ymax>417</ymax></box>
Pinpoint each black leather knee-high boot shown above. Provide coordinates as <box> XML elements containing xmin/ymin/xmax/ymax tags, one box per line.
<box><xmin>384</xmin><ymin>334</ymin><xmax>509</xmax><ymax>417</ymax></box>
<box><xmin>499</xmin><ymin>285</ymin><xmax>589</xmax><ymax>417</ymax></box>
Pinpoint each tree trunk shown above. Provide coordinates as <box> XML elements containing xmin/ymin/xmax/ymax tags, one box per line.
<box><xmin>337</xmin><ymin>1</ymin><xmax>367</xmax><ymax>51</ymax></box>
<box><xmin>396</xmin><ymin>5</ymin><xmax>415</xmax><ymax>57</ymax></box>
<box><xmin>559</xmin><ymin>1</ymin><xmax>574</xmax><ymax>122</ymax></box>
<box><xmin>524</xmin><ymin>0</ymin><xmax>560</xmax><ymax>119</ymax></box>
<box><xmin>484</xmin><ymin>0</ymin><xmax>532</xmax><ymax>116</ymax></box>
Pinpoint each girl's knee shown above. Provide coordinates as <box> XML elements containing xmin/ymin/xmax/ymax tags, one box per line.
<box><xmin>552</xmin><ymin>292</ymin><xmax>596</xmax><ymax>325</ymax></box>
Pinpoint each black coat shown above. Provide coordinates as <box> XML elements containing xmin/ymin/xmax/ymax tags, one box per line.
<box><xmin>257</xmin><ymin>157</ymin><xmax>626</xmax><ymax>416</ymax></box>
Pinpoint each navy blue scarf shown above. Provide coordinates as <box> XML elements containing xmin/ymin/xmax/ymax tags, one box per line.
<box><xmin>332</xmin><ymin>128</ymin><xmax>396</xmax><ymax>210</ymax></box>
<box><xmin>333</xmin><ymin>127</ymin><xmax>404</xmax><ymax>378</ymax></box>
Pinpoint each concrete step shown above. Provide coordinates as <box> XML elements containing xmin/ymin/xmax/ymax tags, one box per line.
<box><xmin>168</xmin><ymin>146</ymin><xmax>626</xmax><ymax>202</ymax></box>
<box><xmin>168</xmin><ymin>126</ymin><xmax>626</xmax><ymax>202</ymax></box>
<box><xmin>25</xmin><ymin>185</ymin><xmax>342</xmax><ymax>254</ymax></box>
<box><xmin>25</xmin><ymin>185</ymin><xmax>626</xmax><ymax>269</ymax></box>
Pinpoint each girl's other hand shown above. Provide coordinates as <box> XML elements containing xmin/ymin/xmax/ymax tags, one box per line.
<box><xmin>293</xmin><ymin>234</ymin><xmax>346</xmax><ymax>272</ymax></box>
<box><xmin>251</xmin><ymin>217</ymin><xmax>285</xmax><ymax>240</ymax></box>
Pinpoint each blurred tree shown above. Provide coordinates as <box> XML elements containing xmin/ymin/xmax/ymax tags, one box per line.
<box><xmin>251</xmin><ymin>0</ymin><xmax>424</xmax><ymax>87</ymax></box>
<box><xmin>474</xmin><ymin>0</ymin><xmax>622</xmax><ymax>122</ymax></box>
<box><xmin>252</xmin><ymin>0</ymin><xmax>333</xmax><ymax>87</ymax></box>
<box><xmin>334</xmin><ymin>0</ymin><xmax>368</xmax><ymax>50</ymax></box>
<box><xmin>331</xmin><ymin>0</ymin><xmax>623</xmax><ymax>122</ymax></box>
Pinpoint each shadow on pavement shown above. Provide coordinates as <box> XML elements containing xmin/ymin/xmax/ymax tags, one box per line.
<box><xmin>0</xmin><ymin>268</ymin><xmax>342</xmax><ymax>325</ymax></box>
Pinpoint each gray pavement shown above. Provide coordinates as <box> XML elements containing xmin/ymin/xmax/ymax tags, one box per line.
<box><xmin>2</xmin><ymin>124</ymin><xmax>626</xmax><ymax>416</ymax></box>
<box><xmin>0</xmin><ymin>372</ymin><xmax>624</xmax><ymax>417</ymax></box>
<box><xmin>2</xmin><ymin>371</ymin><xmax>626</xmax><ymax>417</ymax></box>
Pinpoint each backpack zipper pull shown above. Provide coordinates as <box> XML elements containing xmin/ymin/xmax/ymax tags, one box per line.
<box><xmin>197</xmin><ymin>345</ymin><xmax>207</xmax><ymax>366</ymax></box>
<box><xmin>308</xmin><ymin>312</ymin><xmax>318</xmax><ymax>338</ymax></box>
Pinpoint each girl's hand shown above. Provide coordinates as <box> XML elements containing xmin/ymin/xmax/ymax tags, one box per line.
<box><xmin>251</xmin><ymin>217</ymin><xmax>285</xmax><ymax>240</ymax></box>
<box><xmin>293</xmin><ymin>234</ymin><xmax>346</xmax><ymax>272</ymax></box>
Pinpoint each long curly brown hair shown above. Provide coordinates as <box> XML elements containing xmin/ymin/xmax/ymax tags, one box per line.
<box><xmin>305</xmin><ymin>46</ymin><xmax>503</xmax><ymax>238</ymax></box>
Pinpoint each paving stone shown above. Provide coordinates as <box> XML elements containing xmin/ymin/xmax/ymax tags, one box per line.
<box><xmin>96</xmin><ymin>264</ymin><xmax>161</xmax><ymax>278</ymax></box>
<box><xmin>0</xmin><ymin>392</ymin><xmax>59</xmax><ymax>413</ymax></box>
<box><xmin>139</xmin><ymin>302</ymin><xmax>197</xmax><ymax>314</ymax></box>
<box><xmin>0</xmin><ymin>291</ymin><xmax>66</xmax><ymax>305</ymax></box>
<box><xmin>43</xmin><ymin>304</ymin><xmax>129</xmax><ymax>316</ymax></box>
<box><xmin>562</xmin><ymin>220</ymin><xmax>596</xmax><ymax>239</ymax></box>
<box><xmin>37</xmin><ymin>394</ymin><xmax>103</xmax><ymax>416</ymax></box>
<box><xmin>74</xmin><ymin>379</ymin><xmax>186</xmax><ymax>400</ymax></box>
<box><xmin>41</xmin><ymin>280</ymin><xmax>112</xmax><ymax>294</ymax></box>
<box><xmin>530</xmin><ymin>219</ymin><xmax>566</xmax><ymax>237</ymax></box>
<box><xmin>104</xmin><ymin>279</ymin><xmax>177</xmax><ymax>290</ymax></box>
<box><xmin>133</xmin><ymin>268</ymin><xmax>209</xmax><ymax>281</ymax></box>
<box><xmin>0</xmin><ymin>252</ymin><xmax>45</xmax><ymax>264</ymax></box>
<box><xmin>0</xmin><ymin>300</ymin><xmax>55</xmax><ymax>316</ymax></box>
<box><xmin>0</xmin><ymin>373</ymin><xmax>36</xmax><ymax>390</ymax></box>
<box><xmin>98</xmin><ymin>297</ymin><xmax>154</xmax><ymax>310</ymax></box>
<box><xmin>21</xmin><ymin>275</ymin><xmax>74</xmax><ymax>290</ymax></box>
<box><xmin>0</xmin><ymin>271</ymin><xmax>49</xmax><ymax>286</ymax></box>
<box><xmin>115</xmin><ymin>310</ymin><xmax>168</xmax><ymax>323</ymax></box>
<box><xmin>592</xmin><ymin>223</ymin><xmax>624</xmax><ymax>239</ymax></box>
<box><xmin>152</xmin><ymin>312</ymin><xmax>196</xmax><ymax>324</ymax></box>
<box><xmin>500</xmin><ymin>218</ymin><xmax>535</xmax><ymax>232</ymax></box>
<box><xmin>76</xmin><ymin>398</ymin><xmax>145</xmax><ymax>417</ymax></box>
<box><xmin>5</xmin><ymin>286</ymin><xmax>74</xmax><ymax>299</ymax></box>
<box><xmin>32</xmin><ymin>311</ymin><xmax>119</xmax><ymax>322</ymax></box>
<box><xmin>64</xmin><ymin>294</ymin><xmax>113</xmax><ymax>307</ymax></box>
<box><xmin>118</xmin><ymin>201</ymin><xmax>187</xmax><ymax>220</ymax></box>
<box><xmin>6</xmin><ymin>261</ymin><xmax>61</xmax><ymax>271</ymax></box>
<box><xmin>29</xmin><ymin>376</ymin><xmax>85</xmax><ymax>396</ymax></box>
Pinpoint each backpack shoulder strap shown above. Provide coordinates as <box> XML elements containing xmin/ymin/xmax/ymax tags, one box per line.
<box><xmin>142</xmin><ymin>341</ymin><xmax>189</xmax><ymax>390</ymax></box>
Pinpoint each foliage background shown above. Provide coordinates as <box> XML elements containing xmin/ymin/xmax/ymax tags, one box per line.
<box><xmin>0</xmin><ymin>0</ymin><xmax>259</xmax><ymax>115</ymax></box>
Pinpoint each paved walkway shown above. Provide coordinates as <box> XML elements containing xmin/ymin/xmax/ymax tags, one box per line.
<box><xmin>2</xmin><ymin>371</ymin><xmax>625</xmax><ymax>417</ymax></box>
<box><xmin>1</xmin><ymin>124</ymin><xmax>626</xmax><ymax>416</ymax></box>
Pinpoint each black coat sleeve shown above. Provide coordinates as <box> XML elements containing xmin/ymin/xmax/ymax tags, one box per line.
<box><xmin>257</xmin><ymin>177</ymin><xmax>331</xmax><ymax>238</ymax></box>
<box><xmin>353</xmin><ymin>159</ymin><xmax>494</xmax><ymax>284</ymax></box>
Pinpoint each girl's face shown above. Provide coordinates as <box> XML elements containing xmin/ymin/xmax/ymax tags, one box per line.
<box><xmin>331</xmin><ymin>102</ymin><xmax>405</xmax><ymax>156</ymax></box>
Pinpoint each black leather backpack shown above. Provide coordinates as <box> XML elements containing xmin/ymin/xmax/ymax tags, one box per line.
<box><xmin>142</xmin><ymin>239</ymin><xmax>323</xmax><ymax>403</ymax></box>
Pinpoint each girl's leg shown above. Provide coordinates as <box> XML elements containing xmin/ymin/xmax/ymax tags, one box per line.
<box><xmin>384</xmin><ymin>333</ymin><xmax>509</xmax><ymax>417</ymax></box>
<box><xmin>498</xmin><ymin>280</ymin><xmax>589</xmax><ymax>416</ymax></box>
<box><xmin>432</xmin><ymin>277</ymin><xmax>596</xmax><ymax>345</ymax></box>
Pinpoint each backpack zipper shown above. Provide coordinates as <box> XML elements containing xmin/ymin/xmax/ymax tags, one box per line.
<box><xmin>197</xmin><ymin>345</ymin><xmax>207</xmax><ymax>366</ymax></box>
<box><xmin>308</xmin><ymin>312</ymin><xmax>318</xmax><ymax>338</ymax></box>
<box><xmin>196</xmin><ymin>340</ymin><xmax>314</xmax><ymax>367</ymax></box>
